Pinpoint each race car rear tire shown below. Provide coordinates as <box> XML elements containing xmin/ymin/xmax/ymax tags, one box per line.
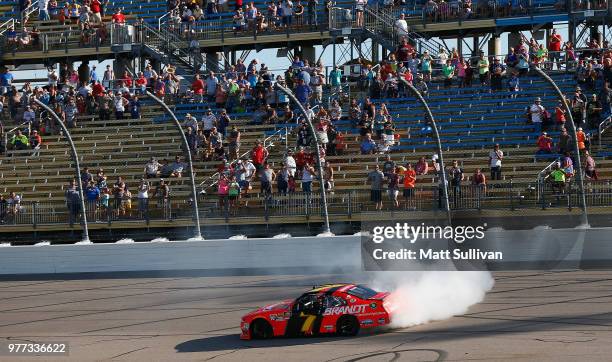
<box><xmin>250</xmin><ymin>319</ymin><xmax>273</xmax><ymax>339</ymax></box>
<box><xmin>336</xmin><ymin>316</ymin><xmax>360</xmax><ymax>337</ymax></box>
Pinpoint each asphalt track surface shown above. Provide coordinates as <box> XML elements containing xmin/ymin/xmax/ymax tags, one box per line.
<box><xmin>0</xmin><ymin>270</ymin><xmax>611</xmax><ymax>361</ymax></box>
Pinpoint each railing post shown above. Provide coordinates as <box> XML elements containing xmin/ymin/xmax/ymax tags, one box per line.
<box><xmin>32</xmin><ymin>201</ymin><xmax>37</xmax><ymax>228</ymax></box>
<box><xmin>509</xmin><ymin>180</ymin><xmax>515</xmax><ymax>211</ymax></box>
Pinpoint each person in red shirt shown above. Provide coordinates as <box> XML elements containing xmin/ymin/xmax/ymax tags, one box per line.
<box><xmin>294</xmin><ymin>147</ymin><xmax>307</xmax><ymax>172</ymax></box>
<box><xmin>536</xmin><ymin>132</ymin><xmax>553</xmax><ymax>154</ymax></box>
<box><xmin>548</xmin><ymin>29</ymin><xmax>563</xmax><ymax>70</ymax></box>
<box><xmin>250</xmin><ymin>141</ymin><xmax>268</xmax><ymax>172</ymax></box>
<box><xmin>90</xmin><ymin>0</ymin><xmax>102</xmax><ymax>23</ymax></box>
<box><xmin>92</xmin><ymin>80</ymin><xmax>105</xmax><ymax>98</ymax></box>
<box><xmin>135</xmin><ymin>72</ymin><xmax>147</xmax><ymax>94</ymax></box>
<box><xmin>402</xmin><ymin>163</ymin><xmax>417</xmax><ymax>209</ymax></box>
<box><xmin>111</xmin><ymin>9</ymin><xmax>126</xmax><ymax>24</ymax></box>
<box><xmin>122</xmin><ymin>71</ymin><xmax>132</xmax><ymax>87</ymax></box>
<box><xmin>414</xmin><ymin>156</ymin><xmax>429</xmax><ymax>175</ymax></box>
<box><xmin>191</xmin><ymin>74</ymin><xmax>205</xmax><ymax>102</ymax></box>
<box><xmin>554</xmin><ymin>100</ymin><xmax>566</xmax><ymax>129</ymax></box>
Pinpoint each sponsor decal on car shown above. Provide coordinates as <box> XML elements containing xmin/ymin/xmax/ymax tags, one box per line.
<box><xmin>378</xmin><ymin>318</ymin><xmax>386</xmax><ymax>324</ymax></box>
<box><xmin>323</xmin><ymin>304</ymin><xmax>368</xmax><ymax>316</ymax></box>
<box><xmin>361</xmin><ymin>319</ymin><xmax>374</xmax><ymax>325</ymax></box>
<box><xmin>324</xmin><ymin>325</ymin><xmax>334</xmax><ymax>330</ymax></box>
<box><xmin>269</xmin><ymin>312</ymin><xmax>290</xmax><ymax>321</ymax></box>
<box><xmin>370</xmin><ymin>302</ymin><xmax>377</xmax><ymax>309</ymax></box>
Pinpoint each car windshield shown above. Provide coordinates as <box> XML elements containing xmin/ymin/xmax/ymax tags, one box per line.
<box><xmin>346</xmin><ymin>285</ymin><xmax>378</xmax><ymax>300</ymax></box>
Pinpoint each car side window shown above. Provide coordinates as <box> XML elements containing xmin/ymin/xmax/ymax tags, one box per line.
<box><xmin>324</xmin><ymin>295</ymin><xmax>347</xmax><ymax>308</ymax></box>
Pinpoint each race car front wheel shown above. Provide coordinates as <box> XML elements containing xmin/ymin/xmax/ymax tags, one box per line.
<box><xmin>250</xmin><ymin>319</ymin><xmax>273</xmax><ymax>339</ymax></box>
<box><xmin>336</xmin><ymin>316</ymin><xmax>360</xmax><ymax>337</ymax></box>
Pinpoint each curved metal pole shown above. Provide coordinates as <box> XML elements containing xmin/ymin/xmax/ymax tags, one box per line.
<box><xmin>33</xmin><ymin>99</ymin><xmax>90</xmax><ymax>243</ymax></box>
<box><xmin>146</xmin><ymin>91</ymin><xmax>203</xmax><ymax>240</ymax></box>
<box><xmin>400</xmin><ymin>78</ymin><xmax>452</xmax><ymax>226</ymax></box>
<box><xmin>274</xmin><ymin>83</ymin><xmax>332</xmax><ymax>235</ymax></box>
<box><xmin>530</xmin><ymin>66</ymin><xmax>589</xmax><ymax>226</ymax></box>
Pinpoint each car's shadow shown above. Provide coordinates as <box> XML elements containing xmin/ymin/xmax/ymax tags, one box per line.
<box><xmin>175</xmin><ymin>332</ymin><xmax>379</xmax><ymax>353</ymax></box>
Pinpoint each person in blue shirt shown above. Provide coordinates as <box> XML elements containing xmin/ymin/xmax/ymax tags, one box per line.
<box><xmin>360</xmin><ymin>133</ymin><xmax>377</xmax><ymax>154</ymax></box>
<box><xmin>329</xmin><ymin>66</ymin><xmax>342</xmax><ymax>93</ymax></box>
<box><xmin>292</xmin><ymin>56</ymin><xmax>304</xmax><ymax>68</ymax></box>
<box><xmin>85</xmin><ymin>181</ymin><xmax>101</xmax><ymax>202</ymax></box>
<box><xmin>130</xmin><ymin>96</ymin><xmax>141</xmax><ymax>119</ymax></box>
<box><xmin>294</xmin><ymin>78</ymin><xmax>312</xmax><ymax>105</ymax></box>
<box><xmin>90</xmin><ymin>65</ymin><xmax>98</xmax><ymax>84</ymax></box>
<box><xmin>0</xmin><ymin>68</ymin><xmax>14</xmax><ymax>96</ymax></box>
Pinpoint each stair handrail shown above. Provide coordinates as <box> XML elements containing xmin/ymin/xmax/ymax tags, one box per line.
<box><xmin>0</xmin><ymin>18</ymin><xmax>15</xmax><ymax>36</ymax></box>
<box><xmin>158</xmin><ymin>9</ymin><xmax>174</xmax><ymax>31</ymax></box>
<box><xmin>20</xmin><ymin>2</ymin><xmax>39</xmax><ymax>24</ymax></box>
<box><xmin>198</xmin><ymin>127</ymin><xmax>289</xmax><ymax>191</ymax></box>
<box><xmin>598</xmin><ymin>115</ymin><xmax>612</xmax><ymax>151</ymax></box>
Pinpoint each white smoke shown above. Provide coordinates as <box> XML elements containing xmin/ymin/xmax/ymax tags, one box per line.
<box><xmin>273</xmin><ymin>233</ymin><xmax>292</xmax><ymax>239</ymax></box>
<box><xmin>35</xmin><ymin>241</ymin><xmax>51</xmax><ymax>246</ymax></box>
<box><xmin>187</xmin><ymin>236</ymin><xmax>205</xmax><ymax>241</ymax></box>
<box><xmin>229</xmin><ymin>234</ymin><xmax>248</xmax><ymax>239</ymax></box>
<box><xmin>370</xmin><ymin>271</ymin><xmax>494</xmax><ymax>328</ymax></box>
<box><xmin>0</xmin><ymin>242</ymin><xmax>11</xmax><ymax>247</ymax></box>
<box><xmin>116</xmin><ymin>238</ymin><xmax>135</xmax><ymax>244</ymax></box>
<box><xmin>150</xmin><ymin>237</ymin><xmax>170</xmax><ymax>243</ymax></box>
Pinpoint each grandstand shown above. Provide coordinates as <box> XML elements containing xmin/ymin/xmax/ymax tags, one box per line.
<box><xmin>0</xmin><ymin>0</ymin><xmax>610</xmax><ymax>242</ymax></box>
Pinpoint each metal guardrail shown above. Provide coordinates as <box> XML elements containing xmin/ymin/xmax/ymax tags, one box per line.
<box><xmin>3</xmin><ymin>121</ymin><xmax>32</xmax><ymax>156</ymax></box>
<box><xmin>0</xmin><ymin>19</ymin><xmax>15</xmax><ymax>36</ymax></box>
<box><xmin>1</xmin><ymin>180</ymin><xmax>610</xmax><ymax>227</ymax></box>
<box><xmin>598</xmin><ymin>115</ymin><xmax>612</xmax><ymax>151</ymax></box>
<box><xmin>198</xmin><ymin>127</ymin><xmax>290</xmax><ymax>192</ymax></box>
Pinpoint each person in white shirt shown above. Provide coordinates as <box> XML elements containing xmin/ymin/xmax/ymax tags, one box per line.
<box><xmin>488</xmin><ymin>144</ymin><xmax>503</xmax><ymax>180</ymax></box>
<box><xmin>395</xmin><ymin>13</ymin><xmax>408</xmax><ymax>37</ymax></box>
<box><xmin>437</xmin><ymin>48</ymin><xmax>448</xmax><ymax>66</ymax></box>
<box><xmin>184</xmin><ymin>113</ymin><xmax>199</xmax><ymax>132</ymax></box>
<box><xmin>38</xmin><ymin>0</ymin><xmax>50</xmax><ymax>21</ymax></box>
<box><xmin>23</xmin><ymin>106</ymin><xmax>36</xmax><ymax>123</ymax></box>
<box><xmin>201</xmin><ymin>108</ymin><xmax>217</xmax><ymax>137</ymax></box>
<box><xmin>78</xmin><ymin>84</ymin><xmax>92</xmax><ymax>97</ymax></box>
<box><xmin>113</xmin><ymin>94</ymin><xmax>128</xmax><ymax>119</ymax></box>
<box><xmin>529</xmin><ymin>97</ymin><xmax>545</xmax><ymax>133</ymax></box>
<box><xmin>284</xmin><ymin>150</ymin><xmax>297</xmax><ymax>177</ymax></box>
<box><xmin>103</xmin><ymin>65</ymin><xmax>114</xmax><ymax>89</ymax></box>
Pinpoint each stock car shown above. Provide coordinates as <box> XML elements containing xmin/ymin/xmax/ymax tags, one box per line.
<box><xmin>240</xmin><ymin>284</ymin><xmax>396</xmax><ymax>339</ymax></box>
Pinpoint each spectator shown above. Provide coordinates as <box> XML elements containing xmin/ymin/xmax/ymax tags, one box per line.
<box><xmin>448</xmin><ymin>160</ymin><xmax>464</xmax><ymax>206</ymax></box>
<box><xmin>548</xmin><ymin>29</ymin><xmax>563</xmax><ymax>70</ymax></box>
<box><xmin>29</xmin><ymin>130</ymin><xmax>42</xmax><ymax>157</ymax></box>
<box><xmin>488</xmin><ymin>143</ymin><xmax>503</xmax><ymax>180</ymax></box>
<box><xmin>367</xmin><ymin>165</ymin><xmax>385</xmax><ymax>211</ymax></box>
<box><xmin>387</xmin><ymin>166</ymin><xmax>400</xmax><ymax>208</ymax></box>
<box><xmin>201</xmin><ymin>108</ymin><xmax>216</xmax><ymax>137</ymax></box>
<box><xmin>251</xmin><ymin>140</ymin><xmax>269</xmax><ymax>172</ymax></box>
<box><xmin>415</xmin><ymin>156</ymin><xmax>429</xmax><ymax>175</ymax></box>
<box><xmin>235</xmin><ymin>156</ymin><xmax>256</xmax><ymax>201</ymax></box>
<box><xmin>395</xmin><ymin>14</ymin><xmax>408</xmax><ymax>37</ymax></box>
<box><xmin>85</xmin><ymin>180</ymin><xmax>100</xmax><ymax>203</ymax></box>
<box><xmin>259</xmin><ymin>162</ymin><xmax>276</xmax><ymax>197</ymax></box>
<box><xmin>529</xmin><ymin>97</ymin><xmax>545</xmax><ymax>133</ymax></box>
<box><xmin>90</xmin><ymin>0</ymin><xmax>102</xmax><ymax>23</ymax></box>
<box><xmin>548</xmin><ymin>164</ymin><xmax>566</xmax><ymax>194</ymax></box>
<box><xmin>472</xmin><ymin>168</ymin><xmax>487</xmax><ymax>193</ymax></box>
<box><xmin>584</xmin><ymin>150</ymin><xmax>598</xmax><ymax>180</ymax></box>
<box><xmin>360</xmin><ymin>133</ymin><xmax>377</xmax><ymax>154</ymax></box>
<box><xmin>39</xmin><ymin>0</ymin><xmax>50</xmax><ymax>21</ymax></box>
<box><xmin>152</xmin><ymin>179</ymin><xmax>170</xmax><ymax>211</ymax></box>
<box><xmin>477</xmin><ymin>52</ymin><xmax>489</xmax><ymax>85</ymax></box>
<box><xmin>536</xmin><ymin>131</ymin><xmax>554</xmax><ymax>154</ymax></box>
<box><xmin>403</xmin><ymin>162</ymin><xmax>416</xmax><ymax>209</ymax></box>
<box><xmin>586</xmin><ymin>94</ymin><xmax>602</xmax><ymax>129</ymax></box>
<box><xmin>113</xmin><ymin>92</ymin><xmax>128</xmax><ymax>119</ymax></box>
<box><xmin>170</xmin><ymin>155</ymin><xmax>185</xmax><ymax>177</ymax></box>
<box><xmin>102</xmin><ymin>64</ymin><xmax>114</xmax><ymax>89</ymax></box>
<box><xmin>10</xmin><ymin>130</ymin><xmax>29</xmax><ymax>150</ymax></box>
<box><xmin>136</xmin><ymin>178</ymin><xmax>150</xmax><ymax>217</ymax></box>
<box><xmin>144</xmin><ymin>157</ymin><xmax>161</xmax><ymax>178</ymax></box>
<box><xmin>301</xmin><ymin>162</ymin><xmax>315</xmax><ymax>193</ymax></box>
<box><xmin>576</xmin><ymin>127</ymin><xmax>587</xmax><ymax>151</ymax></box>
<box><xmin>65</xmin><ymin>179</ymin><xmax>81</xmax><ymax>225</ymax></box>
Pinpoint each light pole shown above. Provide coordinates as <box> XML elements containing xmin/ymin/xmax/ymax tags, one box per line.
<box><xmin>274</xmin><ymin>83</ymin><xmax>332</xmax><ymax>235</ymax></box>
<box><xmin>400</xmin><ymin>78</ymin><xmax>452</xmax><ymax>226</ymax></box>
<box><xmin>531</xmin><ymin>65</ymin><xmax>589</xmax><ymax>227</ymax></box>
<box><xmin>146</xmin><ymin>91</ymin><xmax>203</xmax><ymax>240</ymax></box>
<box><xmin>33</xmin><ymin>98</ymin><xmax>91</xmax><ymax>243</ymax></box>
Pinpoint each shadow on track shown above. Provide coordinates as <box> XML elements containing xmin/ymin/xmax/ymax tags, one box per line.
<box><xmin>175</xmin><ymin>333</ymin><xmax>371</xmax><ymax>353</ymax></box>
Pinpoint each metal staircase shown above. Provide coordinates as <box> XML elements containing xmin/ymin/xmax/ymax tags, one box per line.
<box><xmin>362</xmin><ymin>7</ymin><xmax>444</xmax><ymax>55</ymax></box>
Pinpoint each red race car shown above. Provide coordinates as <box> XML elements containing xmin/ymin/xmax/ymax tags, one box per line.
<box><xmin>240</xmin><ymin>283</ymin><xmax>396</xmax><ymax>339</ymax></box>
